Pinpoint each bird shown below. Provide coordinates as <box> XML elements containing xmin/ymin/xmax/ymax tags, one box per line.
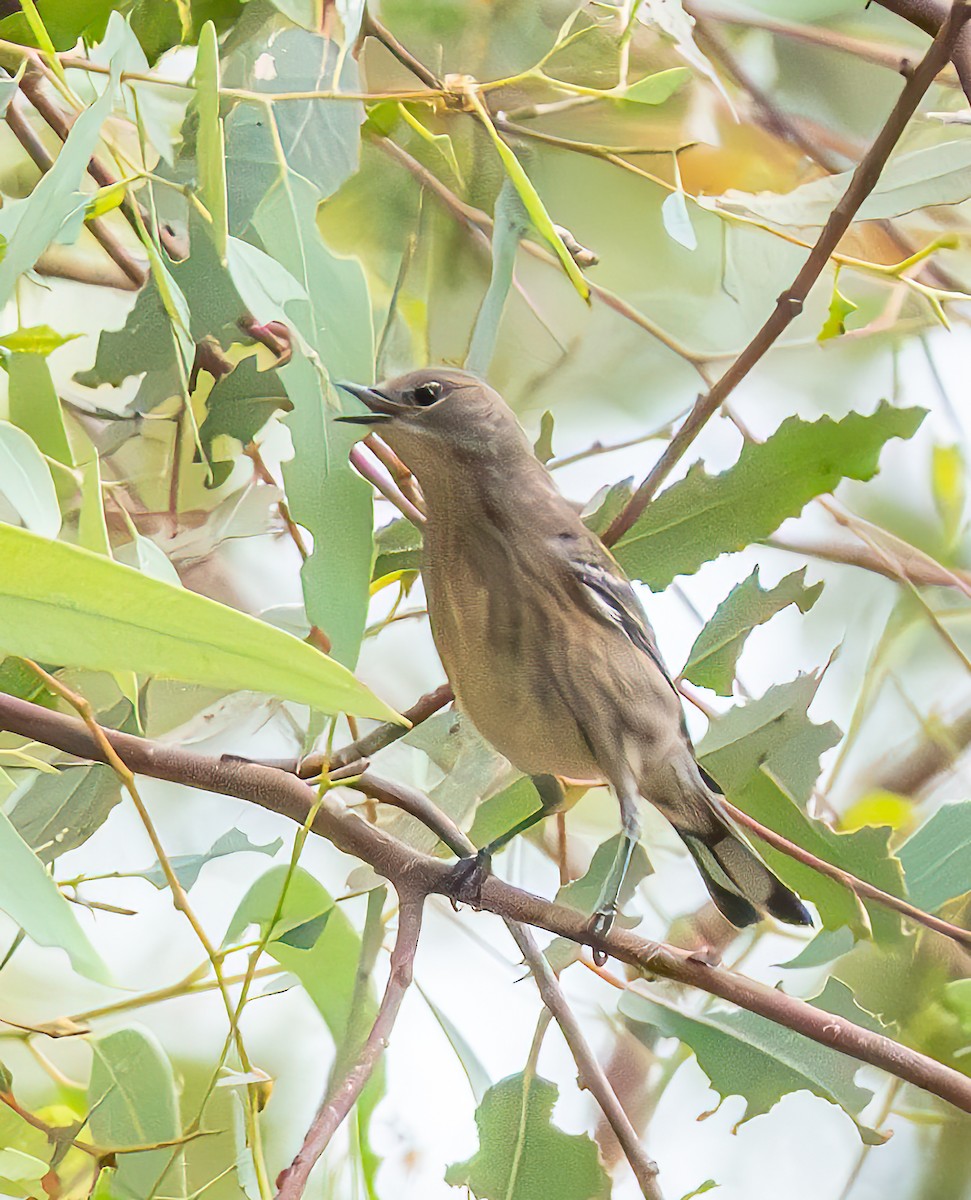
<box><xmin>337</xmin><ymin>368</ymin><xmax>812</xmax><ymax>942</ymax></box>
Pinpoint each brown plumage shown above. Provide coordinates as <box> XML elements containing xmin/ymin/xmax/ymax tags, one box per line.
<box><xmin>338</xmin><ymin>368</ymin><xmax>812</xmax><ymax>931</ymax></box>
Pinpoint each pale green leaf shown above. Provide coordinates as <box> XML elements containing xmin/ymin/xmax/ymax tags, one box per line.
<box><xmin>662</xmin><ymin>189</ymin><xmax>697</xmax><ymax>250</ymax></box>
<box><xmin>89</xmin><ymin>1027</ymin><xmax>185</xmax><ymax>1199</ymax></box>
<box><xmin>0</xmin><ymin>808</ymin><xmax>109</xmax><ymax>982</ymax></box>
<box><xmin>614</xmin><ymin>404</ymin><xmax>925</xmax><ymax>590</ymax></box>
<box><xmin>620</xmin><ymin>982</ymin><xmax>888</xmax><ymax>1143</ymax></box>
<box><xmin>470</xmin><ymin>92</ymin><xmax>589</xmax><ymax>302</ymax></box>
<box><xmin>0</xmin><ymin>324</ymin><xmax>79</xmax><ymax>355</ymax></box>
<box><xmin>138</xmin><ymin>827</ymin><xmax>283</xmax><ymax>891</ymax></box>
<box><xmin>683</xmin><ymin>567</ymin><xmax>823</xmax><ymax>695</ymax></box>
<box><xmin>0</xmin><ymin>422</ymin><xmax>60</xmax><ymax>538</ymax></box>
<box><xmin>194</xmin><ymin>21</ymin><xmax>228</xmax><ymax>258</ymax></box>
<box><xmin>818</xmin><ymin>279</ymin><xmax>858</xmax><ymax>342</ymax></box>
<box><xmin>0</xmin><ymin>522</ymin><xmax>401</xmax><ymax>721</ymax></box>
<box><xmin>8</xmin><ymin>764</ymin><xmax>121</xmax><ymax>864</ymax></box>
<box><xmin>706</xmin><ymin>141</ymin><xmax>971</xmax><ymax>227</ymax></box>
<box><xmin>446</xmin><ymin>1073</ymin><xmax>611</xmax><ymax>1200</ymax></box>
<box><xmin>7</xmin><ymin>352</ymin><xmax>74</xmax><ymax>467</ymax></box>
<box><xmin>899</xmin><ymin>801</ymin><xmax>971</xmax><ymax>912</ymax></box>
<box><xmin>616</xmin><ymin>67</ymin><xmax>690</xmax><ymax>104</ymax></box>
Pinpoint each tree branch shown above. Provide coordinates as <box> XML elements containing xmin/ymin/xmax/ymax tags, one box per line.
<box><xmin>274</xmin><ymin>891</ymin><xmax>424</xmax><ymax>1200</ymax></box>
<box><xmin>602</xmin><ymin>0</ymin><xmax>971</xmax><ymax>547</ymax></box>
<box><xmin>722</xmin><ymin>799</ymin><xmax>971</xmax><ymax>951</ymax></box>
<box><xmin>508</xmin><ymin>922</ymin><xmax>664</xmax><ymax>1200</ymax></box>
<box><xmin>875</xmin><ymin>0</ymin><xmax>971</xmax><ymax>102</ymax></box>
<box><xmin>4</xmin><ymin>692</ymin><xmax>971</xmax><ymax>1119</ymax></box>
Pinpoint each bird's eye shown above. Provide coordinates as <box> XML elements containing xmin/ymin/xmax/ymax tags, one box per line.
<box><xmin>412</xmin><ymin>381</ymin><xmax>443</xmax><ymax>406</ymax></box>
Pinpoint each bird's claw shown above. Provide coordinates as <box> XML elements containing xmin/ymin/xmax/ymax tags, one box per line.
<box><xmin>448</xmin><ymin>848</ymin><xmax>492</xmax><ymax>912</ymax></box>
<box><xmin>589</xmin><ymin>907</ymin><xmax>615</xmax><ymax>967</ymax></box>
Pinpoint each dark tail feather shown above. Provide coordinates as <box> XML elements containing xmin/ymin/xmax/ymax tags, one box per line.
<box><xmin>678</xmin><ymin>813</ymin><xmax>813</xmax><ymax>929</ymax></box>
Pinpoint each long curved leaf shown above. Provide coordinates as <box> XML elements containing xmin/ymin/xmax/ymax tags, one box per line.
<box><xmin>0</xmin><ymin>523</ymin><xmax>401</xmax><ymax>721</ymax></box>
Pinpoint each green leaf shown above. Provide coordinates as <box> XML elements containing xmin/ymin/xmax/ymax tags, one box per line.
<box><xmin>0</xmin><ymin>324</ymin><xmax>79</xmax><ymax>355</ymax></box>
<box><xmin>681</xmin><ymin>1183</ymin><xmax>718</xmax><ymax>1200</ymax></box>
<box><xmin>899</xmin><ymin>801</ymin><xmax>971</xmax><ymax>912</ymax></box>
<box><xmin>0</xmin><ymin>54</ymin><xmax>119</xmax><ymax>307</ymax></box>
<box><xmin>0</xmin><ymin>522</ymin><xmax>401</xmax><ymax>721</ymax></box>
<box><xmin>194</xmin><ymin>21</ymin><xmax>228</xmax><ymax>259</ymax></box>
<box><xmin>707</xmin><ymin>142</ymin><xmax>971</xmax><ymax>228</ymax></box>
<box><xmin>418</xmin><ymin>983</ymin><xmax>492</xmax><ymax>1104</ymax></box>
<box><xmin>7</xmin><ymin>764</ymin><xmax>121</xmax><ymax>864</ymax></box>
<box><xmin>0</xmin><ymin>421</ymin><xmax>61</xmax><ymax>538</ymax></box>
<box><xmin>818</xmin><ymin>278</ymin><xmax>858</xmax><ymax>342</ymax></box>
<box><xmin>88</xmin><ymin>1027</ymin><xmax>185</xmax><ymax>1199</ymax></box>
<box><xmin>398</xmin><ymin>102</ymin><xmax>463</xmax><ymax>183</ymax></box>
<box><xmin>469</xmin><ymin>92</ymin><xmax>589</xmax><ymax>302</ymax></box>
<box><xmin>372</xmin><ymin>517</ymin><xmax>422</xmax><ymax>581</ymax></box>
<box><xmin>468</xmin><ymin>776</ymin><xmax>541</xmax><ymax>851</ymax></box>
<box><xmin>78</xmin><ymin>456</ymin><xmax>111</xmax><ymax>557</ymax></box>
<box><xmin>556</xmin><ymin>831</ymin><xmax>653</xmax><ymax>918</ymax></box>
<box><xmin>0</xmin><ymin>1148</ymin><xmax>48</xmax><ymax>1196</ymax></box>
<box><xmin>466</xmin><ymin>181</ymin><xmax>529</xmax><ymax>376</ymax></box>
<box><xmin>533</xmin><ymin>411</ymin><xmax>556</xmax><ymax>465</ymax></box>
<box><xmin>620</xmin><ymin>983</ymin><xmax>888</xmax><ymax>1144</ymax></box>
<box><xmin>399</xmin><ymin>711</ymin><xmax>512</xmax><ymax>853</ymax></box>
<box><xmin>0</xmin><ymin>808</ymin><xmax>109</xmax><ymax>982</ymax></box>
<box><xmin>138</xmin><ymin>827</ymin><xmax>283</xmax><ymax>891</ymax></box>
<box><xmin>682</xmin><ymin>568</ymin><xmax>823</xmax><ymax>695</ymax></box>
<box><xmin>613</xmin><ymin>404</ymin><xmax>926</xmax><ymax>590</ymax></box>
<box><xmin>7</xmin><ymin>351</ymin><xmax>74</xmax><ymax>468</ymax></box>
<box><xmin>224</xmin><ymin>43</ymin><xmax>375</xmax><ymax>664</ymax></box>
<box><xmin>699</xmin><ymin>677</ymin><xmax>905</xmax><ymax>940</ymax></box>
<box><xmin>777</xmin><ymin>925</ymin><xmax>855</xmax><ymax>970</ymax></box>
<box><xmin>446</xmin><ymin>1073</ymin><xmax>611</xmax><ymax>1200</ymax></box>
<box><xmin>0</xmin><ymin>0</ymin><xmax>117</xmax><ymax>50</ymax></box>
<box><xmin>225</xmin><ymin>865</ymin><xmax>384</xmax><ymax>1184</ymax></box>
<box><xmin>616</xmin><ymin>66</ymin><xmax>690</xmax><ymax>104</ymax></box>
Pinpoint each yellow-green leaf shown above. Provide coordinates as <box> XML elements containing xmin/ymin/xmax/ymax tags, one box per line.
<box><xmin>615</xmin><ymin>66</ymin><xmax>689</xmax><ymax>105</ymax></box>
<box><xmin>0</xmin><ymin>523</ymin><xmax>401</xmax><ymax>722</ymax></box>
<box><xmin>468</xmin><ymin>91</ymin><xmax>589</xmax><ymax>302</ymax></box>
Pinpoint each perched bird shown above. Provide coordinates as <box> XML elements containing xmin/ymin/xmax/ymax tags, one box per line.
<box><xmin>338</xmin><ymin>369</ymin><xmax>812</xmax><ymax>939</ymax></box>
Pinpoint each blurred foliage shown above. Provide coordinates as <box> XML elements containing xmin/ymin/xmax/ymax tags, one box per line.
<box><xmin>0</xmin><ymin>1</ymin><xmax>968</xmax><ymax>1199</ymax></box>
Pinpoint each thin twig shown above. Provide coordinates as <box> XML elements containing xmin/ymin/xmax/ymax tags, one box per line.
<box><xmin>509</xmin><ymin>922</ymin><xmax>664</xmax><ymax>1200</ymax></box>
<box><xmin>3</xmin><ymin>693</ymin><xmax>971</xmax><ymax>1117</ymax></box>
<box><xmin>5</xmin><ymin>91</ymin><xmax>146</xmax><ymax>288</ymax></box>
<box><xmin>274</xmin><ymin>891</ymin><xmax>423</xmax><ymax>1200</ymax></box>
<box><xmin>349</xmin><ymin>443</ymin><xmax>426</xmax><ymax>525</ymax></box>
<box><xmin>361</xmin><ymin>11</ymin><xmax>444</xmax><ymax>91</ymax></box>
<box><xmin>602</xmin><ymin>1</ymin><xmax>971</xmax><ymax>547</ymax></box>
<box><xmin>722</xmin><ymin>800</ymin><xmax>971</xmax><ymax>950</ymax></box>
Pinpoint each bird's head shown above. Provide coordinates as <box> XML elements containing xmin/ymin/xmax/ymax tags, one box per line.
<box><xmin>336</xmin><ymin>368</ymin><xmax>530</xmax><ymax>477</ymax></box>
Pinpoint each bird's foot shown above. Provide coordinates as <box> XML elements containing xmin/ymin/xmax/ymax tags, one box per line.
<box><xmin>588</xmin><ymin>906</ymin><xmax>615</xmax><ymax>968</ymax></box>
<box><xmin>448</xmin><ymin>848</ymin><xmax>492</xmax><ymax>912</ymax></box>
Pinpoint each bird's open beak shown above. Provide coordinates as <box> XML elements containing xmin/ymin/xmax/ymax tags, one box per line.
<box><xmin>334</xmin><ymin>381</ymin><xmax>400</xmax><ymax>425</ymax></box>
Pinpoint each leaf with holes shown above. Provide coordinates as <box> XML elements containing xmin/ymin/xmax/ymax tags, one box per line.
<box><xmin>446</xmin><ymin>1073</ymin><xmax>611</xmax><ymax>1200</ymax></box>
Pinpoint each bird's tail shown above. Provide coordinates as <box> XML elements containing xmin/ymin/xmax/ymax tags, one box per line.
<box><xmin>668</xmin><ymin>769</ymin><xmax>812</xmax><ymax>928</ymax></box>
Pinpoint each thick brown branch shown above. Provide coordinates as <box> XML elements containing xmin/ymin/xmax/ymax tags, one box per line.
<box><xmin>603</xmin><ymin>1</ymin><xmax>971</xmax><ymax>547</ymax></box>
<box><xmin>3</xmin><ymin>692</ymin><xmax>971</xmax><ymax>1117</ymax></box>
<box><xmin>274</xmin><ymin>892</ymin><xmax>423</xmax><ymax>1200</ymax></box>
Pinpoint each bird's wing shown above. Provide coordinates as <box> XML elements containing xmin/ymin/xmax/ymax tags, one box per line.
<box><xmin>568</xmin><ymin>551</ymin><xmax>675</xmax><ymax>690</ymax></box>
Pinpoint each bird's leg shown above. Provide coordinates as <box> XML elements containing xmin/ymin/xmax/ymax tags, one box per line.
<box><xmin>590</xmin><ymin>783</ymin><xmax>641</xmax><ymax>967</ymax></box>
<box><xmin>448</xmin><ymin>774</ymin><xmax>564</xmax><ymax>909</ymax></box>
